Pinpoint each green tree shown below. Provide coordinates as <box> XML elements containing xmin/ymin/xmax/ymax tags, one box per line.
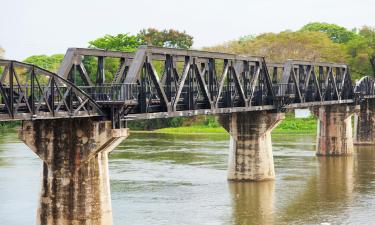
<box><xmin>300</xmin><ymin>22</ymin><xmax>357</xmax><ymax>44</ymax></box>
<box><xmin>138</xmin><ymin>28</ymin><xmax>193</xmax><ymax>49</ymax></box>
<box><xmin>346</xmin><ymin>26</ymin><xmax>375</xmax><ymax>77</ymax></box>
<box><xmin>23</xmin><ymin>54</ymin><xmax>64</xmax><ymax>73</ymax></box>
<box><xmin>88</xmin><ymin>33</ymin><xmax>142</xmax><ymax>52</ymax></box>
<box><xmin>0</xmin><ymin>46</ymin><xmax>4</xmax><ymax>59</ymax></box>
<box><xmin>205</xmin><ymin>31</ymin><xmax>348</xmax><ymax>63</ymax></box>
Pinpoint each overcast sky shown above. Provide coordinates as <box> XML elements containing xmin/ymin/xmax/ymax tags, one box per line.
<box><xmin>0</xmin><ymin>0</ymin><xmax>374</xmax><ymax>60</ymax></box>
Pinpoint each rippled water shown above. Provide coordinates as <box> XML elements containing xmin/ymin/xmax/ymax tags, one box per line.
<box><xmin>1</xmin><ymin>131</ymin><xmax>375</xmax><ymax>224</ymax></box>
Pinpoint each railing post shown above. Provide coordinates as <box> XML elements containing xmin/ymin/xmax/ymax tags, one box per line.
<box><xmin>50</xmin><ymin>76</ymin><xmax>55</xmax><ymax>117</ymax></box>
<box><xmin>31</xmin><ymin>66</ymin><xmax>35</xmax><ymax>116</ymax></box>
<box><xmin>9</xmin><ymin>62</ymin><xmax>14</xmax><ymax>119</ymax></box>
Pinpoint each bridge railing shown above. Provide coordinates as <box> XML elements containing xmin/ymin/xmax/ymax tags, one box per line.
<box><xmin>79</xmin><ymin>83</ymin><xmax>138</xmax><ymax>103</ymax></box>
<box><xmin>273</xmin><ymin>83</ymin><xmax>296</xmax><ymax>97</ymax></box>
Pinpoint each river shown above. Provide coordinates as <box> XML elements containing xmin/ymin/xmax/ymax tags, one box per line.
<box><xmin>0</xmin><ymin>131</ymin><xmax>375</xmax><ymax>225</ymax></box>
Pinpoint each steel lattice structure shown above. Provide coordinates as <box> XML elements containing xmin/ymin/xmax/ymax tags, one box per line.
<box><xmin>0</xmin><ymin>46</ymin><xmax>374</xmax><ymax>127</ymax></box>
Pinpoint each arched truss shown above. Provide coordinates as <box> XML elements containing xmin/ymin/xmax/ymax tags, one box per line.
<box><xmin>0</xmin><ymin>60</ymin><xmax>102</xmax><ymax>121</ymax></box>
<box><xmin>354</xmin><ymin>76</ymin><xmax>375</xmax><ymax>97</ymax></box>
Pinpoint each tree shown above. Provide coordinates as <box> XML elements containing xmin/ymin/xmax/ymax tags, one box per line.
<box><xmin>300</xmin><ymin>22</ymin><xmax>357</xmax><ymax>44</ymax></box>
<box><xmin>346</xmin><ymin>26</ymin><xmax>375</xmax><ymax>77</ymax></box>
<box><xmin>0</xmin><ymin>46</ymin><xmax>4</xmax><ymax>59</ymax></box>
<box><xmin>88</xmin><ymin>33</ymin><xmax>142</xmax><ymax>52</ymax></box>
<box><xmin>23</xmin><ymin>54</ymin><xmax>64</xmax><ymax>73</ymax></box>
<box><xmin>138</xmin><ymin>28</ymin><xmax>193</xmax><ymax>49</ymax></box>
<box><xmin>205</xmin><ymin>31</ymin><xmax>348</xmax><ymax>63</ymax></box>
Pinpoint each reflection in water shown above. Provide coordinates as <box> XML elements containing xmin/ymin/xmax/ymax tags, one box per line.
<box><xmin>355</xmin><ymin>145</ymin><xmax>375</xmax><ymax>190</ymax></box>
<box><xmin>228</xmin><ymin>181</ymin><xmax>275</xmax><ymax>225</ymax></box>
<box><xmin>1</xmin><ymin>132</ymin><xmax>375</xmax><ymax>224</ymax></box>
<box><xmin>278</xmin><ymin>156</ymin><xmax>355</xmax><ymax>224</ymax></box>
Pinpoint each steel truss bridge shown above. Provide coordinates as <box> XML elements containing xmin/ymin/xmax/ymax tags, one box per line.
<box><xmin>0</xmin><ymin>46</ymin><xmax>374</xmax><ymax>128</ymax></box>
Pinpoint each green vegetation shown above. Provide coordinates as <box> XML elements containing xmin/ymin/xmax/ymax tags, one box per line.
<box><xmin>300</xmin><ymin>22</ymin><xmax>357</xmax><ymax>43</ymax></box>
<box><xmin>275</xmin><ymin>114</ymin><xmax>316</xmax><ymax>133</ymax></box>
<box><xmin>0</xmin><ymin>121</ymin><xmax>21</xmax><ymax>130</ymax></box>
<box><xmin>152</xmin><ymin>114</ymin><xmax>317</xmax><ymax>134</ymax></box>
<box><xmin>88</xmin><ymin>33</ymin><xmax>142</xmax><ymax>52</ymax></box>
<box><xmin>23</xmin><ymin>54</ymin><xmax>64</xmax><ymax>73</ymax></box>
<box><xmin>0</xmin><ymin>46</ymin><xmax>4</xmax><ymax>59</ymax></box>
<box><xmin>206</xmin><ymin>22</ymin><xmax>374</xmax><ymax>80</ymax></box>
<box><xmin>205</xmin><ymin>31</ymin><xmax>348</xmax><ymax>63</ymax></box>
<box><xmin>88</xmin><ymin>28</ymin><xmax>193</xmax><ymax>51</ymax></box>
<box><xmin>152</xmin><ymin>125</ymin><xmax>226</xmax><ymax>134</ymax></box>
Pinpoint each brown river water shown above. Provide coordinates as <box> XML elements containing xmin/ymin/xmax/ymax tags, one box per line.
<box><xmin>0</xmin><ymin>131</ymin><xmax>375</xmax><ymax>225</ymax></box>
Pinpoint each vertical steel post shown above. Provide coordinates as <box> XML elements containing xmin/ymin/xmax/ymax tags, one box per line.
<box><xmin>97</xmin><ymin>56</ymin><xmax>105</xmax><ymax>85</ymax></box>
<box><xmin>9</xmin><ymin>62</ymin><xmax>14</xmax><ymax>118</ymax></box>
<box><xmin>31</xmin><ymin>67</ymin><xmax>35</xmax><ymax>115</ymax></box>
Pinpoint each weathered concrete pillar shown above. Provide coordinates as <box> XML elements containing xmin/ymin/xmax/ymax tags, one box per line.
<box><xmin>314</xmin><ymin>105</ymin><xmax>356</xmax><ymax>156</ymax></box>
<box><xmin>219</xmin><ymin>111</ymin><xmax>285</xmax><ymax>181</ymax></box>
<box><xmin>19</xmin><ymin>118</ymin><xmax>128</xmax><ymax>225</ymax></box>
<box><xmin>354</xmin><ymin>99</ymin><xmax>375</xmax><ymax>145</ymax></box>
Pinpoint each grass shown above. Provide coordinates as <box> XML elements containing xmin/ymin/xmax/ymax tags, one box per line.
<box><xmin>0</xmin><ymin>121</ymin><xmax>21</xmax><ymax>130</ymax></box>
<box><xmin>153</xmin><ymin>115</ymin><xmax>317</xmax><ymax>134</ymax></box>
<box><xmin>152</xmin><ymin>125</ymin><xmax>226</xmax><ymax>134</ymax></box>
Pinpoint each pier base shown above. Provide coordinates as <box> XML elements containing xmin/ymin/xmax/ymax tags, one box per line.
<box><xmin>219</xmin><ymin>111</ymin><xmax>284</xmax><ymax>181</ymax></box>
<box><xmin>354</xmin><ymin>99</ymin><xmax>375</xmax><ymax>145</ymax></box>
<box><xmin>314</xmin><ymin>105</ymin><xmax>356</xmax><ymax>156</ymax></box>
<box><xmin>19</xmin><ymin>119</ymin><xmax>128</xmax><ymax>225</ymax></box>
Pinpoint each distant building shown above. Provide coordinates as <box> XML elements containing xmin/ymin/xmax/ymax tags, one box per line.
<box><xmin>295</xmin><ymin>108</ymin><xmax>311</xmax><ymax>118</ymax></box>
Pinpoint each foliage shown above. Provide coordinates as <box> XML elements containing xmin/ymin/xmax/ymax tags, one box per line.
<box><xmin>0</xmin><ymin>46</ymin><xmax>4</xmax><ymax>59</ymax></box>
<box><xmin>154</xmin><ymin>125</ymin><xmax>226</xmax><ymax>134</ymax></box>
<box><xmin>23</xmin><ymin>54</ymin><xmax>64</xmax><ymax>73</ymax></box>
<box><xmin>205</xmin><ymin>31</ymin><xmax>348</xmax><ymax>63</ymax></box>
<box><xmin>0</xmin><ymin>121</ymin><xmax>21</xmax><ymax>129</ymax></box>
<box><xmin>88</xmin><ymin>28</ymin><xmax>193</xmax><ymax>52</ymax></box>
<box><xmin>275</xmin><ymin>114</ymin><xmax>316</xmax><ymax>133</ymax></box>
<box><xmin>138</xmin><ymin>28</ymin><xmax>193</xmax><ymax>49</ymax></box>
<box><xmin>127</xmin><ymin>117</ymin><xmax>184</xmax><ymax>130</ymax></box>
<box><xmin>88</xmin><ymin>33</ymin><xmax>142</xmax><ymax>52</ymax></box>
<box><xmin>346</xmin><ymin>26</ymin><xmax>375</xmax><ymax>77</ymax></box>
<box><xmin>300</xmin><ymin>22</ymin><xmax>357</xmax><ymax>44</ymax></box>
<box><xmin>154</xmin><ymin>113</ymin><xmax>317</xmax><ymax>134</ymax></box>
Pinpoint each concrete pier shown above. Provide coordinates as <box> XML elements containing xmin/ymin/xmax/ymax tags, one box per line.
<box><xmin>19</xmin><ymin>119</ymin><xmax>128</xmax><ymax>225</ymax></box>
<box><xmin>354</xmin><ymin>99</ymin><xmax>375</xmax><ymax>145</ymax></box>
<box><xmin>219</xmin><ymin>111</ymin><xmax>284</xmax><ymax>181</ymax></box>
<box><xmin>314</xmin><ymin>105</ymin><xmax>356</xmax><ymax>156</ymax></box>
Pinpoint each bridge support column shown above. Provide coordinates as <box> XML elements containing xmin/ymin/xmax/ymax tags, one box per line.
<box><xmin>314</xmin><ymin>105</ymin><xmax>356</xmax><ymax>156</ymax></box>
<box><xmin>219</xmin><ymin>111</ymin><xmax>285</xmax><ymax>181</ymax></box>
<box><xmin>354</xmin><ymin>99</ymin><xmax>375</xmax><ymax>145</ymax></box>
<box><xmin>19</xmin><ymin>118</ymin><xmax>128</xmax><ymax>225</ymax></box>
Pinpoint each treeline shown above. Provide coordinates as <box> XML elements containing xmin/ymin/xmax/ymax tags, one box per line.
<box><xmin>206</xmin><ymin>23</ymin><xmax>374</xmax><ymax>80</ymax></box>
<box><xmin>1</xmin><ymin>23</ymin><xmax>373</xmax><ymax>130</ymax></box>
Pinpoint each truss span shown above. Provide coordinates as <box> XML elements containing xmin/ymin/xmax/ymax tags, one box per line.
<box><xmin>0</xmin><ymin>60</ymin><xmax>103</xmax><ymax>121</ymax></box>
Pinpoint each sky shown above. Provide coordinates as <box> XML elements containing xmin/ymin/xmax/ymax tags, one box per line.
<box><xmin>0</xmin><ymin>0</ymin><xmax>374</xmax><ymax>60</ymax></box>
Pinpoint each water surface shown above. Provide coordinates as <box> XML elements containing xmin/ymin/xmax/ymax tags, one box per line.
<box><xmin>0</xmin><ymin>131</ymin><xmax>375</xmax><ymax>224</ymax></box>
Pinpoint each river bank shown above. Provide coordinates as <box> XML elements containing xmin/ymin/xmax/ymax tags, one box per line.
<box><xmin>140</xmin><ymin>115</ymin><xmax>317</xmax><ymax>134</ymax></box>
<box><xmin>0</xmin><ymin>115</ymin><xmax>317</xmax><ymax>134</ymax></box>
